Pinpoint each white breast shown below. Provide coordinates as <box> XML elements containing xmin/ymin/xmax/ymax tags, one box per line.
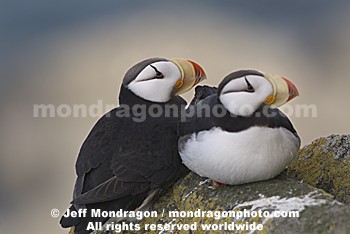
<box><xmin>179</xmin><ymin>126</ymin><xmax>300</xmax><ymax>185</ymax></box>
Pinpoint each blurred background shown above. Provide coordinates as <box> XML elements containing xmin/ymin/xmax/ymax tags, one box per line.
<box><xmin>1</xmin><ymin>0</ymin><xmax>350</xmax><ymax>233</ymax></box>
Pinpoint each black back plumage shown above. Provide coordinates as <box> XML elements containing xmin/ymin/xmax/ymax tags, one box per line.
<box><xmin>61</xmin><ymin>85</ymin><xmax>188</xmax><ymax>233</ymax></box>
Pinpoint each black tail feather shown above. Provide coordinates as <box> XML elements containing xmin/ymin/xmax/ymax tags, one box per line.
<box><xmin>189</xmin><ymin>85</ymin><xmax>217</xmax><ymax>106</ymax></box>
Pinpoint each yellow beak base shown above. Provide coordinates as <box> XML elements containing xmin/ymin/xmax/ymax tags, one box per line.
<box><xmin>264</xmin><ymin>74</ymin><xmax>299</xmax><ymax>108</ymax></box>
<box><xmin>170</xmin><ymin>58</ymin><xmax>206</xmax><ymax>95</ymax></box>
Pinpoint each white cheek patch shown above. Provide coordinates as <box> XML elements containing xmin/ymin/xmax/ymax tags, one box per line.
<box><xmin>133</xmin><ymin>68</ymin><xmax>156</xmax><ymax>82</ymax></box>
<box><xmin>220</xmin><ymin>79</ymin><xmax>246</xmax><ymax>94</ymax></box>
<box><xmin>220</xmin><ymin>92</ymin><xmax>257</xmax><ymax>117</ymax></box>
<box><xmin>128</xmin><ymin>61</ymin><xmax>182</xmax><ymax>103</ymax></box>
<box><xmin>219</xmin><ymin>93</ymin><xmax>239</xmax><ymax>114</ymax></box>
<box><xmin>219</xmin><ymin>76</ymin><xmax>274</xmax><ymax>116</ymax></box>
<box><xmin>254</xmin><ymin>77</ymin><xmax>273</xmax><ymax>100</ymax></box>
<box><xmin>153</xmin><ymin>62</ymin><xmax>181</xmax><ymax>79</ymax></box>
<box><xmin>128</xmin><ymin>79</ymin><xmax>173</xmax><ymax>102</ymax></box>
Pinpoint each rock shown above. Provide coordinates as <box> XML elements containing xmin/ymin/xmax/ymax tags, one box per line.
<box><xmin>84</xmin><ymin>134</ymin><xmax>350</xmax><ymax>234</ymax></box>
<box><xmin>133</xmin><ymin>173</ymin><xmax>350</xmax><ymax>234</ymax></box>
<box><xmin>287</xmin><ymin>134</ymin><xmax>350</xmax><ymax>204</ymax></box>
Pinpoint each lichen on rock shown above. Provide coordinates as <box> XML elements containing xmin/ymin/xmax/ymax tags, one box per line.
<box><xmin>287</xmin><ymin>134</ymin><xmax>350</xmax><ymax>204</ymax></box>
<box><xmin>134</xmin><ymin>173</ymin><xmax>350</xmax><ymax>234</ymax></box>
<box><xmin>322</xmin><ymin>134</ymin><xmax>350</xmax><ymax>160</ymax></box>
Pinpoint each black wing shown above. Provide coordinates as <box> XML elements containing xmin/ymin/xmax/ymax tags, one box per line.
<box><xmin>75</xmin><ymin>108</ymin><xmax>121</xmax><ymax>178</ymax></box>
<box><xmin>73</xmin><ymin>96</ymin><xmax>187</xmax><ymax>205</ymax></box>
<box><xmin>73</xmin><ymin>107</ymin><xmax>149</xmax><ymax>203</ymax></box>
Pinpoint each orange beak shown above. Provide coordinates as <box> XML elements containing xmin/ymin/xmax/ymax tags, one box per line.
<box><xmin>170</xmin><ymin>58</ymin><xmax>207</xmax><ymax>95</ymax></box>
<box><xmin>188</xmin><ymin>60</ymin><xmax>207</xmax><ymax>87</ymax></box>
<box><xmin>263</xmin><ymin>74</ymin><xmax>299</xmax><ymax>108</ymax></box>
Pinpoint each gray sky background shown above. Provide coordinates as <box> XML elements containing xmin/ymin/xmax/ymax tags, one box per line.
<box><xmin>1</xmin><ymin>1</ymin><xmax>350</xmax><ymax>233</ymax></box>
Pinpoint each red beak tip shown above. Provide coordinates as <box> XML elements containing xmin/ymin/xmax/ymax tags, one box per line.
<box><xmin>188</xmin><ymin>60</ymin><xmax>206</xmax><ymax>79</ymax></box>
<box><xmin>282</xmin><ymin>77</ymin><xmax>299</xmax><ymax>100</ymax></box>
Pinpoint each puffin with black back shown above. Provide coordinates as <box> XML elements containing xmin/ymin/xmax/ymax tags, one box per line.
<box><xmin>178</xmin><ymin>70</ymin><xmax>300</xmax><ymax>186</ymax></box>
<box><xmin>60</xmin><ymin>57</ymin><xmax>206</xmax><ymax>233</ymax></box>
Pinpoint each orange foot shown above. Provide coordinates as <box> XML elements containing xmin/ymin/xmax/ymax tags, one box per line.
<box><xmin>212</xmin><ymin>180</ymin><xmax>225</xmax><ymax>187</ymax></box>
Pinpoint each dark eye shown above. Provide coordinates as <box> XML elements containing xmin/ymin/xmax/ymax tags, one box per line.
<box><xmin>150</xmin><ymin>65</ymin><xmax>164</xmax><ymax>79</ymax></box>
<box><xmin>245</xmin><ymin>77</ymin><xmax>254</xmax><ymax>92</ymax></box>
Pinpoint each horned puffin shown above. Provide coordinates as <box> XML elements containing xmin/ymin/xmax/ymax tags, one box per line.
<box><xmin>60</xmin><ymin>57</ymin><xmax>206</xmax><ymax>233</ymax></box>
<box><xmin>178</xmin><ymin>70</ymin><xmax>300</xmax><ymax>185</ymax></box>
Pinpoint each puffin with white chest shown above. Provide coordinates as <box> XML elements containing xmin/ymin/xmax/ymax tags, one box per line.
<box><xmin>178</xmin><ymin>70</ymin><xmax>300</xmax><ymax>185</ymax></box>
